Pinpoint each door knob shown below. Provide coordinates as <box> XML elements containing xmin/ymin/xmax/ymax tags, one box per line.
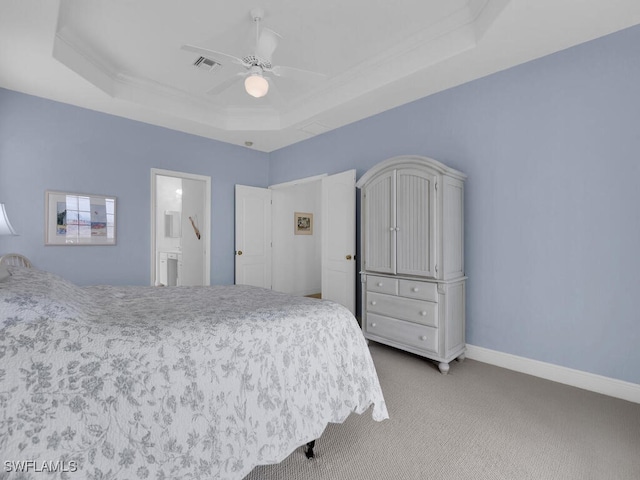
<box><xmin>346</xmin><ymin>255</ymin><xmax>352</xmax><ymax>260</ymax></box>
<box><xmin>237</xmin><ymin>250</ymin><xmax>243</xmax><ymax>255</ymax></box>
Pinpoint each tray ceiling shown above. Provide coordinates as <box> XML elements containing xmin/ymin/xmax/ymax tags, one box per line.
<box><xmin>2</xmin><ymin>1</ymin><xmax>640</xmax><ymax>152</ymax></box>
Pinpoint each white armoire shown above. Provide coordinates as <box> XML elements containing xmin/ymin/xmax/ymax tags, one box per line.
<box><xmin>357</xmin><ymin>155</ymin><xmax>466</xmax><ymax>374</ymax></box>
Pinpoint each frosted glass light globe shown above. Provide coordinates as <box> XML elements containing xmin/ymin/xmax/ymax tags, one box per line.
<box><xmin>244</xmin><ymin>74</ymin><xmax>269</xmax><ymax>98</ymax></box>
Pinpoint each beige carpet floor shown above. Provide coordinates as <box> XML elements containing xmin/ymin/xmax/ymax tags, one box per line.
<box><xmin>244</xmin><ymin>342</ymin><xmax>640</xmax><ymax>480</ymax></box>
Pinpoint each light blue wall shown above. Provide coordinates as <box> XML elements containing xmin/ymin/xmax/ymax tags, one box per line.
<box><xmin>1</xmin><ymin>25</ymin><xmax>639</xmax><ymax>384</ymax></box>
<box><xmin>269</xmin><ymin>25</ymin><xmax>640</xmax><ymax>384</ymax></box>
<box><xmin>0</xmin><ymin>89</ymin><xmax>269</xmax><ymax>285</ymax></box>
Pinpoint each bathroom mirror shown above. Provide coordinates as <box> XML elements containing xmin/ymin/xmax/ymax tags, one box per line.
<box><xmin>165</xmin><ymin>211</ymin><xmax>181</xmax><ymax>238</ymax></box>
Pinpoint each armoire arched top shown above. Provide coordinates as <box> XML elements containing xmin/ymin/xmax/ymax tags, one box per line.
<box><xmin>356</xmin><ymin>155</ymin><xmax>467</xmax><ymax>188</ymax></box>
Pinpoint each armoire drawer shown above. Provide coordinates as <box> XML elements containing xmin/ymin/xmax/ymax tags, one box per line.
<box><xmin>366</xmin><ymin>313</ymin><xmax>438</xmax><ymax>353</ymax></box>
<box><xmin>398</xmin><ymin>279</ymin><xmax>438</xmax><ymax>302</ymax></box>
<box><xmin>366</xmin><ymin>275</ymin><xmax>398</xmax><ymax>295</ymax></box>
<box><xmin>366</xmin><ymin>292</ymin><xmax>438</xmax><ymax>327</ymax></box>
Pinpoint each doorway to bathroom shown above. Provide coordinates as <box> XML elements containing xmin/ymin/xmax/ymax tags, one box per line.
<box><xmin>150</xmin><ymin>168</ymin><xmax>211</xmax><ymax>286</ymax></box>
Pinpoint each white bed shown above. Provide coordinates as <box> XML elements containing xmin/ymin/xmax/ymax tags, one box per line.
<box><xmin>0</xmin><ymin>266</ymin><xmax>388</xmax><ymax>479</ymax></box>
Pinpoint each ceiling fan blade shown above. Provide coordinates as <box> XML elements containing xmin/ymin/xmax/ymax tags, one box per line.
<box><xmin>269</xmin><ymin>65</ymin><xmax>326</xmax><ymax>83</ymax></box>
<box><xmin>206</xmin><ymin>73</ymin><xmax>245</xmax><ymax>96</ymax></box>
<box><xmin>256</xmin><ymin>28</ymin><xmax>281</xmax><ymax>63</ymax></box>
<box><xmin>181</xmin><ymin>44</ymin><xmax>248</xmax><ymax>68</ymax></box>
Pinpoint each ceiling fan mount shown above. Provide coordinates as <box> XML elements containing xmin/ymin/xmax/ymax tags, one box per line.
<box><xmin>181</xmin><ymin>8</ymin><xmax>324</xmax><ymax>99</ymax></box>
<box><xmin>241</xmin><ymin>55</ymin><xmax>272</xmax><ymax>70</ymax></box>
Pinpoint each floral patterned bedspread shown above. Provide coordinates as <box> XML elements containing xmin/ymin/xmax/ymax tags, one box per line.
<box><xmin>0</xmin><ymin>267</ymin><xmax>387</xmax><ymax>480</ymax></box>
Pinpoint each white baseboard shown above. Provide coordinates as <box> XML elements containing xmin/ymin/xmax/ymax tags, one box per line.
<box><xmin>465</xmin><ymin>344</ymin><xmax>640</xmax><ymax>404</ymax></box>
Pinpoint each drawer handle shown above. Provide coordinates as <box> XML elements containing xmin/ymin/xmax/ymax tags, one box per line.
<box><xmin>420</xmin><ymin>335</ymin><xmax>428</xmax><ymax>341</ymax></box>
<box><xmin>420</xmin><ymin>311</ymin><xmax>427</xmax><ymax>316</ymax></box>
<box><xmin>371</xmin><ymin>323</ymin><xmax>377</xmax><ymax>328</ymax></box>
<box><xmin>412</xmin><ymin>287</ymin><xmax>419</xmax><ymax>292</ymax></box>
<box><xmin>377</xmin><ymin>282</ymin><xmax>383</xmax><ymax>287</ymax></box>
<box><xmin>371</xmin><ymin>301</ymin><xmax>377</xmax><ymax>306</ymax></box>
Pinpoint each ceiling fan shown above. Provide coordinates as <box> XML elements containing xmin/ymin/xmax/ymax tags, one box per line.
<box><xmin>182</xmin><ymin>8</ymin><xmax>325</xmax><ymax>98</ymax></box>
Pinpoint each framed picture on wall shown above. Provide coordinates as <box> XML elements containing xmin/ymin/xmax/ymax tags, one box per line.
<box><xmin>45</xmin><ymin>190</ymin><xmax>117</xmax><ymax>245</ymax></box>
<box><xmin>294</xmin><ymin>212</ymin><xmax>313</xmax><ymax>235</ymax></box>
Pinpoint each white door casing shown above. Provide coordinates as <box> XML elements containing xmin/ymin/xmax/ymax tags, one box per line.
<box><xmin>235</xmin><ymin>185</ymin><xmax>272</xmax><ymax>288</ymax></box>
<box><xmin>321</xmin><ymin>170</ymin><xmax>356</xmax><ymax>314</ymax></box>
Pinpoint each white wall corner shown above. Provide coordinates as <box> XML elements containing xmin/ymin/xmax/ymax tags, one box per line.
<box><xmin>465</xmin><ymin>344</ymin><xmax>640</xmax><ymax>404</ymax></box>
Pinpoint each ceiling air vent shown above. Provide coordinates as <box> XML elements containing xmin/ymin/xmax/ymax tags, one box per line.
<box><xmin>193</xmin><ymin>56</ymin><xmax>221</xmax><ymax>71</ymax></box>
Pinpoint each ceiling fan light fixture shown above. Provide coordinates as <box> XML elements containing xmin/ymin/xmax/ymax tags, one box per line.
<box><xmin>244</xmin><ymin>73</ymin><xmax>269</xmax><ymax>98</ymax></box>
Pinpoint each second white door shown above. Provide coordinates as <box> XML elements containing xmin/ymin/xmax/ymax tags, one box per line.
<box><xmin>321</xmin><ymin>170</ymin><xmax>356</xmax><ymax>313</ymax></box>
<box><xmin>235</xmin><ymin>185</ymin><xmax>272</xmax><ymax>288</ymax></box>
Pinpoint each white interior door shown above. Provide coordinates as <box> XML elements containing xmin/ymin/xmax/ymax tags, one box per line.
<box><xmin>321</xmin><ymin>170</ymin><xmax>356</xmax><ymax>313</ymax></box>
<box><xmin>180</xmin><ymin>178</ymin><xmax>207</xmax><ymax>285</ymax></box>
<box><xmin>235</xmin><ymin>185</ymin><xmax>272</xmax><ymax>288</ymax></box>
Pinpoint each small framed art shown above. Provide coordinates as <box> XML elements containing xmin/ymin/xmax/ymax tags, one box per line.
<box><xmin>45</xmin><ymin>190</ymin><xmax>116</xmax><ymax>245</ymax></box>
<box><xmin>294</xmin><ymin>212</ymin><xmax>313</xmax><ymax>235</ymax></box>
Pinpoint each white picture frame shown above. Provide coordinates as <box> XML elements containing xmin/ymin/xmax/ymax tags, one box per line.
<box><xmin>45</xmin><ymin>190</ymin><xmax>117</xmax><ymax>246</ymax></box>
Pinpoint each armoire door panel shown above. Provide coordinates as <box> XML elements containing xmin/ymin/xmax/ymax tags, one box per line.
<box><xmin>363</xmin><ymin>170</ymin><xmax>396</xmax><ymax>274</ymax></box>
<box><xmin>396</xmin><ymin>169</ymin><xmax>436</xmax><ymax>277</ymax></box>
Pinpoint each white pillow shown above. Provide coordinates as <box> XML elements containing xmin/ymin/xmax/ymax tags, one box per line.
<box><xmin>0</xmin><ymin>263</ymin><xmax>10</xmax><ymax>282</ymax></box>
